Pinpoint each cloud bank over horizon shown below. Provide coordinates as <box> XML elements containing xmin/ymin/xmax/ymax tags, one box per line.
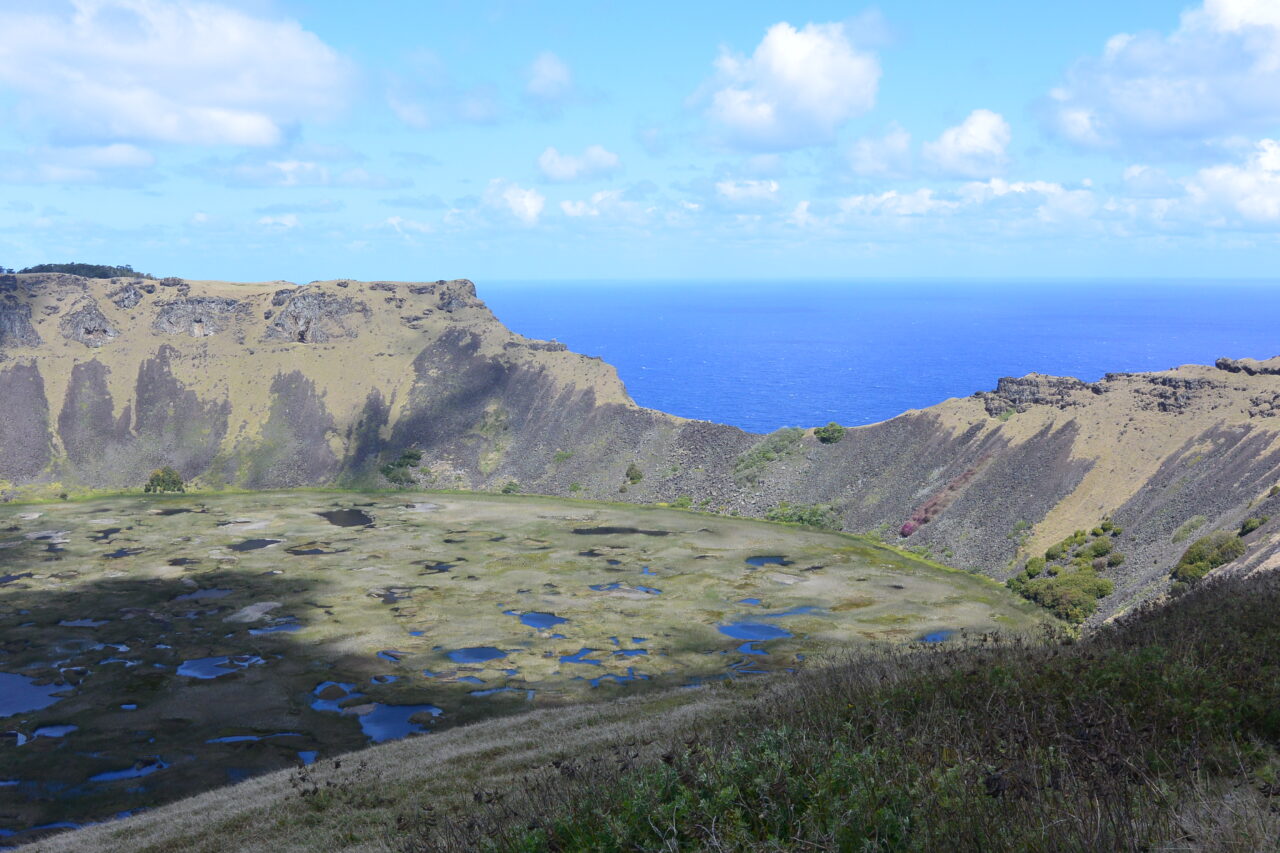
<box><xmin>0</xmin><ymin>0</ymin><xmax>1277</xmax><ymax>281</ymax></box>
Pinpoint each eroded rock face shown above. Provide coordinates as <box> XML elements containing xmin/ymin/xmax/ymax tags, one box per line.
<box><xmin>976</xmin><ymin>375</ymin><xmax>1098</xmax><ymax>417</ymax></box>
<box><xmin>1216</xmin><ymin>357</ymin><xmax>1280</xmax><ymax>376</ymax></box>
<box><xmin>59</xmin><ymin>299</ymin><xmax>118</xmax><ymax>348</ymax></box>
<box><xmin>153</xmin><ymin>297</ymin><xmax>244</xmax><ymax>337</ymax></box>
<box><xmin>0</xmin><ymin>303</ymin><xmax>41</xmax><ymax>347</ymax></box>
<box><xmin>265</xmin><ymin>289</ymin><xmax>368</xmax><ymax>343</ymax></box>
<box><xmin>108</xmin><ymin>284</ymin><xmax>146</xmax><ymax>310</ymax></box>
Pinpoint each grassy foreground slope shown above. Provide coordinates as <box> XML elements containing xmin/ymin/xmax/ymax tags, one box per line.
<box><xmin>34</xmin><ymin>566</ymin><xmax>1280</xmax><ymax>852</ymax></box>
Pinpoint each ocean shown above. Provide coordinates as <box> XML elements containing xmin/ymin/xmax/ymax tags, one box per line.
<box><xmin>481</xmin><ymin>280</ymin><xmax>1280</xmax><ymax>435</ymax></box>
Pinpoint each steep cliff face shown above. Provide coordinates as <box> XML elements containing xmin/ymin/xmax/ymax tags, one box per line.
<box><xmin>3</xmin><ymin>271</ymin><xmax>1280</xmax><ymax>620</ymax></box>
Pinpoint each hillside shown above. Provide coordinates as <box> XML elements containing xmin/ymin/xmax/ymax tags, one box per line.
<box><xmin>4</xmin><ymin>272</ymin><xmax>1280</xmax><ymax>621</ymax></box>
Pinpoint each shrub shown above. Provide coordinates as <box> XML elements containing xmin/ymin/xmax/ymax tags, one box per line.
<box><xmin>1107</xmin><ymin>552</ymin><xmax>1126</xmax><ymax>567</ymax></box>
<box><xmin>766</xmin><ymin>502</ymin><xmax>840</xmax><ymax>530</ymax></box>
<box><xmin>1019</xmin><ymin>570</ymin><xmax>1114</xmax><ymax>623</ymax></box>
<box><xmin>1240</xmin><ymin>516</ymin><xmax>1268</xmax><ymax>536</ymax></box>
<box><xmin>379</xmin><ymin>449</ymin><xmax>422</xmax><ymax>486</ymax></box>
<box><xmin>1270</xmin><ymin>485</ymin><xmax>1280</xmax><ymax>498</ymax></box>
<box><xmin>144</xmin><ymin>466</ymin><xmax>184</xmax><ymax>493</ymax></box>
<box><xmin>1172</xmin><ymin>532</ymin><xmax>1246</xmax><ymax>585</ymax></box>
<box><xmin>625</xmin><ymin>463</ymin><xmax>643</xmax><ymax>484</ymax></box>
<box><xmin>19</xmin><ymin>262</ymin><xmax>153</xmax><ymax>279</ymax></box>
<box><xmin>568</xmin><ymin>482</ymin><xmax>582</xmax><ymax>493</ymax></box>
<box><xmin>1044</xmin><ymin>543</ymin><xmax>1065</xmax><ymax>561</ymax></box>
<box><xmin>501</xmin><ymin>481</ymin><xmax>520</xmax><ymax>494</ymax></box>
<box><xmin>1087</xmin><ymin>537</ymin><xmax>1113</xmax><ymax>558</ymax></box>
<box><xmin>1024</xmin><ymin>556</ymin><xmax>1046</xmax><ymax>577</ymax></box>
<box><xmin>553</xmin><ymin>450</ymin><xmax>573</xmax><ymax>464</ymax></box>
<box><xmin>733</xmin><ymin>428</ymin><xmax>803</xmax><ymax>486</ymax></box>
<box><xmin>814</xmin><ymin>422</ymin><xmax>845</xmax><ymax>444</ymax></box>
<box><xmin>671</xmin><ymin>495</ymin><xmax>693</xmax><ymax>509</ymax></box>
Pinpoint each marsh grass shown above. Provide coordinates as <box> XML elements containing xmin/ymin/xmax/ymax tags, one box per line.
<box><xmin>408</xmin><ymin>569</ymin><xmax>1280</xmax><ymax>851</ymax></box>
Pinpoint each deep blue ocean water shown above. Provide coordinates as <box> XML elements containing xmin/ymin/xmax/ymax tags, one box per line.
<box><xmin>481</xmin><ymin>281</ymin><xmax>1280</xmax><ymax>435</ymax></box>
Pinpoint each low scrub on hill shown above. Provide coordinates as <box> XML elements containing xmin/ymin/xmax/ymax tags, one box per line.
<box><xmin>415</xmin><ymin>569</ymin><xmax>1280</xmax><ymax>851</ymax></box>
<box><xmin>18</xmin><ymin>262</ymin><xmax>153</xmax><ymax>279</ymax></box>
<box><xmin>1171</xmin><ymin>530</ymin><xmax>1246</xmax><ymax>588</ymax></box>
<box><xmin>764</xmin><ymin>501</ymin><xmax>840</xmax><ymax>530</ymax></box>
<box><xmin>1006</xmin><ymin>523</ymin><xmax>1120</xmax><ymax>622</ymax></box>
<box><xmin>733</xmin><ymin>428</ymin><xmax>803</xmax><ymax>486</ymax></box>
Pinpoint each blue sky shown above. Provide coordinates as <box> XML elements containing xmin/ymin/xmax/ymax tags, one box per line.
<box><xmin>1</xmin><ymin>0</ymin><xmax>1279</xmax><ymax>281</ymax></box>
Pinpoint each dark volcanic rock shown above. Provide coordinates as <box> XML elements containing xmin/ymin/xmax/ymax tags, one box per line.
<box><xmin>0</xmin><ymin>362</ymin><xmax>53</xmax><ymax>481</ymax></box>
<box><xmin>241</xmin><ymin>371</ymin><xmax>339</xmax><ymax>487</ymax></box>
<box><xmin>0</xmin><ymin>303</ymin><xmax>41</xmax><ymax>347</ymax></box>
<box><xmin>265</xmin><ymin>289</ymin><xmax>369</xmax><ymax>343</ymax></box>
<box><xmin>152</xmin><ymin>297</ymin><xmax>245</xmax><ymax>337</ymax></box>
<box><xmin>976</xmin><ymin>375</ymin><xmax>1097</xmax><ymax>417</ymax></box>
<box><xmin>108</xmin><ymin>283</ymin><xmax>146</xmax><ymax>310</ymax></box>
<box><xmin>59</xmin><ymin>299</ymin><xmax>118</xmax><ymax>348</ymax></box>
<box><xmin>1216</xmin><ymin>357</ymin><xmax>1280</xmax><ymax>376</ymax></box>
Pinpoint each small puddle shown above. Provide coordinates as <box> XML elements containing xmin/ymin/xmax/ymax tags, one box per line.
<box><xmin>59</xmin><ymin>618</ymin><xmax>109</xmax><ymax>628</ymax></box>
<box><xmin>298</xmin><ymin>750</ymin><xmax>318</xmax><ymax>765</ymax></box>
<box><xmin>746</xmin><ymin>556</ymin><xmax>792</xmax><ymax>568</ymax></box>
<box><xmin>504</xmin><ymin>610</ymin><xmax>568</xmax><ymax>629</ymax></box>
<box><xmin>446</xmin><ymin>647</ymin><xmax>507</xmax><ymax>664</ymax></box>
<box><xmin>89</xmin><ymin>758</ymin><xmax>167</xmax><ymax>783</ymax></box>
<box><xmin>737</xmin><ymin>598</ymin><xmax>763</xmax><ymax>606</ymax></box>
<box><xmin>376</xmin><ymin>650</ymin><xmax>406</xmax><ymax>663</ymax></box>
<box><xmin>103</xmin><ymin>548</ymin><xmax>144</xmax><ymax>559</ymax></box>
<box><xmin>205</xmin><ymin>732</ymin><xmax>301</xmax><ymax>744</ymax></box>
<box><xmin>90</xmin><ymin>527</ymin><xmax>123</xmax><ymax>542</ymax></box>
<box><xmin>33</xmin><ymin>725</ymin><xmax>78</xmax><ymax>739</ymax></box>
<box><xmin>572</xmin><ymin>527</ymin><xmax>670</xmax><ymax>536</ymax></box>
<box><xmin>919</xmin><ymin>630</ymin><xmax>956</xmax><ymax>643</ymax></box>
<box><xmin>418</xmin><ymin>561</ymin><xmax>455</xmax><ymax>575</ymax></box>
<box><xmin>560</xmin><ymin>648</ymin><xmax>604</xmax><ymax>666</ymax></box>
<box><xmin>589</xmin><ymin>667</ymin><xmax>649</xmax><ymax>687</ymax></box>
<box><xmin>311</xmin><ymin>682</ymin><xmax>363</xmax><ymax>713</ymax></box>
<box><xmin>176</xmin><ymin>655</ymin><xmax>265</xmax><ymax>679</ymax></box>
<box><xmin>0</xmin><ymin>673</ymin><xmax>67</xmax><ymax>717</ymax></box>
<box><xmin>172</xmin><ymin>588</ymin><xmax>232</xmax><ymax>602</ymax></box>
<box><xmin>717</xmin><ymin>622</ymin><xmax>792</xmax><ymax>641</ymax></box>
<box><xmin>167</xmin><ymin>558</ymin><xmax>200</xmax><ymax>567</ymax></box>
<box><xmin>156</xmin><ymin>508</ymin><xmax>196</xmax><ymax>516</ymax></box>
<box><xmin>228</xmin><ymin>539</ymin><xmax>282</xmax><ymax>552</ymax></box>
<box><xmin>759</xmin><ymin>605</ymin><xmax>820</xmax><ymax>619</ymax></box>
<box><xmin>1</xmin><ymin>572</ymin><xmax>35</xmax><ymax>585</ymax></box>
<box><xmin>248</xmin><ymin>621</ymin><xmax>301</xmax><ymax>636</ymax></box>
<box><xmin>356</xmin><ymin>703</ymin><xmax>442</xmax><ymax>742</ymax></box>
<box><xmin>317</xmin><ymin>509</ymin><xmax>374</xmax><ymax>528</ymax></box>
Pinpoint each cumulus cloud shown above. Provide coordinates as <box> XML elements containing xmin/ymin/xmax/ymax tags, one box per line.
<box><xmin>1186</xmin><ymin>138</ymin><xmax>1280</xmax><ymax>221</ymax></box>
<box><xmin>839</xmin><ymin>189</ymin><xmax>957</xmax><ymax>216</ymax></box>
<box><xmin>257</xmin><ymin>214</ymin><xmax>299</xmax><ymax>229</ymax></box>
<box><xmin>525</xmin><ymin>52</ymin><xmax>574</xmax><ymax>116</ymax></box>
<box><xmin>0</xmin><ymin>143</ymin><xmax>155</xmax><ymax>184</ymax></box>
<box><xmin>201</xmin><ymin>157</ymin><xmax>409</xmax><ymax>190</ymax></box>
<box><xmin>1045</xmin><ymin>0</ymin><xmax>1280</xmax><ymax>151</ymax></box>
<box><xmin>848</xmin><ymin>126</ymin><xmax>912</xmax><ymax>177</ymax></box>
<box><xmin>0</xmin><ymin>0</ymin><xmax>351</xmax><ymax>146</ymax></box>
<box><xmin>923</xmin><ymin>110</ymin><xmax>1011</xmax><ymax>178</ymax></box>
<box><xmin>703</xmin><ymin>21</ymin><xmax>880</xmax><ymax>150</ymax></box>
<box><xmin>485</xmin><ymin>180</ymin><xmax>545</xmax><ymax>225</ymax></box>
<box><xmin>715</xmin><ymin>179</ymin><xmax>780</xmax><ymax>204</ymax></box>
<box><xmin>538</xmin><ymin>145</ymin><xmax>621</xmax><ymax>181</ymax></box>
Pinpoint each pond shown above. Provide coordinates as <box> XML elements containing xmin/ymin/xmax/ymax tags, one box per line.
<box><xmin>505</xmin><ymin>610</ymin><xmax>568</xmax><ymax>629</ymax></box>
<box><xmin>176</xmin><ymin>655</ymin><xmax>266</xmax><ymax>679</ymax></box>
<box><xmin>317</xmin><ymin>509</ymin><xmax>374</xmax><ymax>528</ymax></box>
<box><xmin>228</xmin><ymin>539</ymin><xmax>282</xmax><ymax>552</ymax></box>
<box><xmin>446</xmin><ymin>647</ymin><xmax>507</xmax><ymax>664</ymax></box>
<box><xmin>716</xmin><ymin>622</ymin><xmax>792</xmax><ymax>641</ymax></box>
<box><xmin>0</xmin><ymin>673</ymin><xmax>67</xmax><ymax>717</ymax></box>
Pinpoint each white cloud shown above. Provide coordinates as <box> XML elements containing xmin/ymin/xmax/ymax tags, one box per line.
<box><xmin>0</xmin><ymin>0</ymin><xmax>351</xmax><ymax>146</ymax></box>
<box><xmin>203</xmin><ymin>158</ymin><xmax>408</xmax><ymax>189</ymax></box>
<box><xmin>538</xmin><ymin>145</ymin><xmax>620</xmax><ymax>181</ymax></box>
<box><xmin>848</xmin><ymin>126</ymin><xmax>912</xmax><ymax>177</ymax></box>
<box><xmin>959</xmin><ymin>178</ymin><xmax>1097</xmax><ymax>222</ymax></box>
<box><xmin>384</xmin><ymin>216</ymin><xmax>433</xmax><ymax>235</ymax></box>
<box><xmin>704</xmin><ymin>21</ymin><xmax>880</xmax><ymax>150</ymax></box>
<box><xmin>257</xmin><ymin>214</ymin><xmax>299</xmax><ymax>229</ymax></box>
<box><xmin>715</xmin><ymin>179</ymin><xmax>780</xmax><ymax>203</ymax></box>
<box><xmin>1186</xmin><ymin>138</ymin><xmax>1280</xmax><ymax>221</ymax></box>
<box><xmin>559</xmin><ymin>190</ymin><xmax>635</xmax><ymax>219</ymax></box>
<box><xmin>0</xmin><ymin>143</ymin><xmax>155</xmax><ymax>184</ymax></box>
<box><xmin>525</xmin><ymin>52</ymin><xmax>573</xmax><ymax>113</ymax></box>
<box><xmin>1045</xmin><ymin>0</ymin><xmax>1280</xmax><ymax>151</ymax></box>
<box><xmin>923</xmin><ymin>110</ymin><xmax>1011</xmax><ymax>178</ymax></box>
<box><xmin>485</xmin><ymin>180</ymin><xmax>545</xmax><ymax>225</ymax></box>
<box><xmin>839</xmin><ymin>189</ymin><xmax>957</xmax><ymax>217</ymax></box>
<box><xmin>1122</xmin><ymin>164</ymin><xmax>1181</xmax><ymax>197</ymax></box>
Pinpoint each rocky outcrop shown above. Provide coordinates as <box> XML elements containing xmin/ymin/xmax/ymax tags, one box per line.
<box><xmin>265</xmin><ymin>289</ymin><xmax>369</xmax><ymax>343</ymax></box>
<box><xmin>153</xmin><ymin>297</ymin><xmax>245</xmax><ymax>337</ymax></box>
<box><xmin>59</xmin><ymin>298</ymin><xmax>118</xmax><ymax>348</ymax></box>
<box><xmin>108</xmin><ymin>282</ymin><xmax>150</xmax><ymax>310</ymax></box>
<box><xmin>1216</xmin><ymin>356</ymin><xmax>1280</xmax><ymax>376</ymax></box>
<box><xmin>976</xmin><ymin>375</ymin><xmax>1098</xmax><ymax>417</ymax></box>
<box><xmin>0</xmin><ymin>302</ymin><xmax>41</xmax><ymax>348</ymax></box>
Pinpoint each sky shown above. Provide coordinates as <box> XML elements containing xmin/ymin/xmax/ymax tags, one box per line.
<box><xmin>1</xmin><ymin>0</ymin><xmax>1279</xmax><ymax>282</ymax></box>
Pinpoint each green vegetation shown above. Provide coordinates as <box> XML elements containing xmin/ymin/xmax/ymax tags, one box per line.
<box><xmin>552</xmin><ymin>450</ymin><xmax>573</xmax><ymax>464</ymax></box>
<box><xmin>624</xmin><ymin>462</ymin><xmax>643</xmax><ymax>484</ymax></box>
<box><xmin>1008</xmin><ymin>524</ymin><xmax>1121</xmax><ymax>622</ymax></box>
<box><xmin>1241</xmin><ymin>515</ymin><xmax>1268</xmax><ymax>536</ymax></box>
<box><xmin>1172</xmin><ymin>514</ymin><xmax>1207</xmax><ymax>544</ymax></box>
<box><xmin>501</xmin><ymin>480</ymin><xmax>520</xmax><ymax>494</ymax></box>
<box><xmin>142</xmin><ymin>466</ymin><xmax>184</xmax><ymax>493</ymax></box>
<box><xmin>403</xmin><ymin>570</ymin><xmax>1280</xmax><ymax>852</ymax></box>
<box><xmin>568</xmin><ymin>482</ymin><xmax>582</xmax><ymax>493</ymax></box>
<box><xmin>670</xmin><ymin>495</ymin><xmax>693</xmax><ymax>508</ymax></box>
<box><xmin>18</xmin><ymin>262</ymin><xmax>153</xmax><ymax>279</ymax></box>
<box><xmin>733</xmin><ymin>428</ymin><xmax>803</xmax><ymax>486</ymax></box>
<box><xmin>1172</xmin><ymin>531</ymin><xmax>1246</xmax><ymax>586</ymax></box>
<box><xmin>765</xmin><ymin>501</ymin><xmax>841</xmax><ymax>530</ymax></box>
<box><xmin>813</xmin><ymin>422</ymin><xmax>845</xmax><ymax>444</ymax></box>
<box><xmin>379</xmin><ymin>449</ymin><xmax>422</xmax><ymax>486</ymax></box>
